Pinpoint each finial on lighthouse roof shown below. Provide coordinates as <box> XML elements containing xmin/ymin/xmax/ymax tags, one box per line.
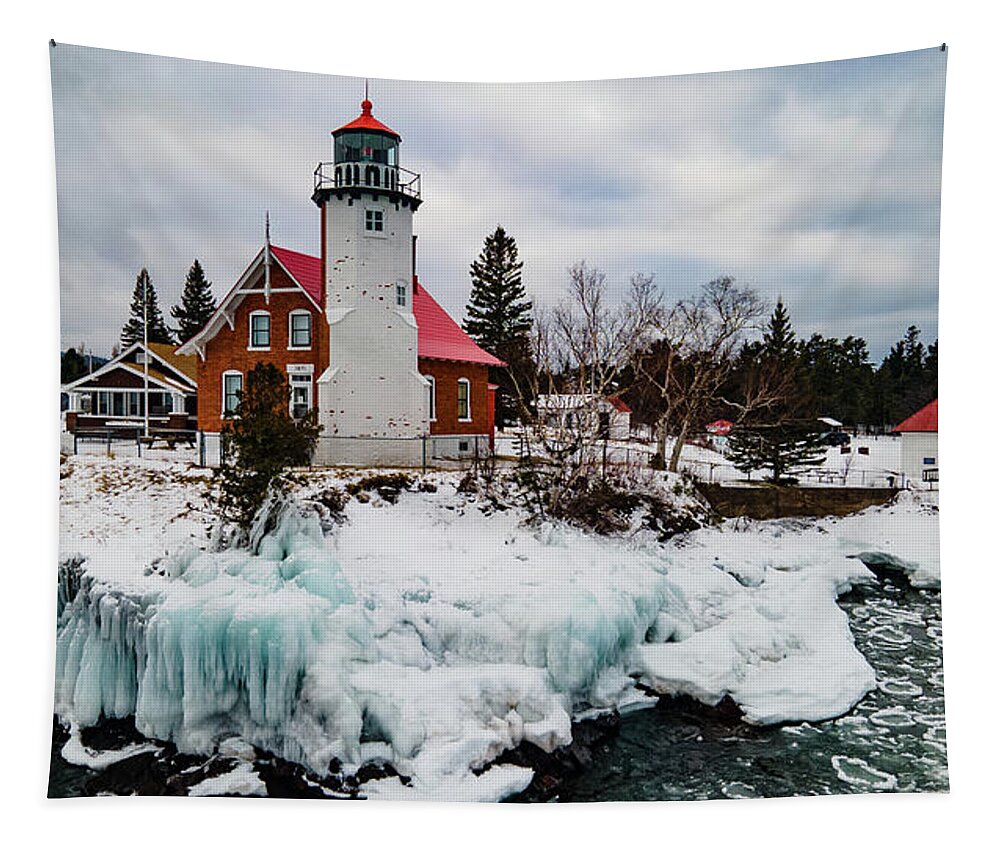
<box><xmin>332</xmin><ymin>87</ymin><xmax>401</xmax><ymax>139</ymax></box>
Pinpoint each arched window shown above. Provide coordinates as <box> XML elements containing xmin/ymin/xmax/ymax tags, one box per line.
<box><xmin>288</xmin><ymin>310</ymin><xmax>312</xmax><ymax>349</ymax></box>
<box><xmin>353</xmin><ymin>164</ymin><xmax>360</xmax><ymax>184</ymax></box>
<box><xmin>249</xmin><ymin>311</ymin><xmax>270</xmax><ymax>349</ymax></box>
<box><xmin>222</xmin><ymin>370</ymin><xmax>243</xmax><ymax>418</ymax></box>
<box><xmin>366</xmin><ymin>165</ymin><xmax>380</xmax><ymax>187</ymax></box>
<box><xmin>424</xmin><ymin>375</ymin><xmax>436</xmax><ymax>421</ymax></box>
<box><xmin>457</xmin><ymin>378</ymin><xmax>471</xmax><ymax>422</ymax></box>
<box><xmin>335</xmin><ymin>166</ymin><xmax>342</xmax><ymax>186</ymax></box>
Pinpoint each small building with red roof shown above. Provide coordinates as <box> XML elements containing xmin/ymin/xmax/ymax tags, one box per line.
<box><xmin>177</xmin><ymin>97</ymin><xmax>504</xmax><ymax>465</ymax></box>
<box><xmin>893</xmin><ymin>399</ymin><xmax>938</xmax><ymax>486</ymax></box>
<box><xmin>537</xmin><ymin>394</ymin><xmax>632</xmax><ymax>441</ymax></box>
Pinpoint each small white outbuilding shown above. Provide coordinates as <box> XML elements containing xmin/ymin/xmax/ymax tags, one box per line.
<box><xmin>536</xmin><ymin>394</ymin><xmax>632</xmax><ymax>441</ymax></box>
<box><xmin>893</xmin><ymin>399</ymin><xmax>938</xmax><ymax>487</ymax></box>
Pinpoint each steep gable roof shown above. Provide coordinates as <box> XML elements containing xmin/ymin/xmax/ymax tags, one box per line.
<box><xmin>147</xmin><ymin>342</ymin><xmax>198</xmax><ymax>384</ymax></box>
<box><xmin>270</xmin><ymin>245</ymin><xmax>323</xmax><ymax>305</ymax></box>
<box><xmin>894</xmin><ymin>399</ymin><xmax>938</xmax><ymax>433</ymax></box>
<box><xmin>176</xmin><ymin>245</ymin><xmax>322</xmax><ymax>358</ymax></box>
<box><xmin>182</xmin><ymin>245</ymin><xmax>503</xmax><ymax>367</ymax></box>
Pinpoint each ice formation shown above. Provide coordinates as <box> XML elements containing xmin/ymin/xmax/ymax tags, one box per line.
<box><xmin>55</xmin><ymin>456</ymin><xmax>939</xmax><ymax>800</ymax></box>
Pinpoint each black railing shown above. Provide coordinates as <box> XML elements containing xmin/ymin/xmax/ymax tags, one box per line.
<box><xmin>314</xmin><ymin>162</ymin><xmax>421</xmax><ymax>199</ymax></box>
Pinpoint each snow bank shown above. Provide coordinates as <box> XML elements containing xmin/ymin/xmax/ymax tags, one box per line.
<box><xmin>55</xmin><ymin>457</ymin><xmax>940</xmax><ymax>799</ymax></box>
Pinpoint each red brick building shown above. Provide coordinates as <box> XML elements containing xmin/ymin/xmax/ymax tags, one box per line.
<box><xmin>178</xmin><ymin>245</ymin><xmax>502</xmax><ymax>451</ymax></box>
<box><xmin>177</xmin><ymin>97</ymin><xmax>504</xmax><ymax>465</ymax></box>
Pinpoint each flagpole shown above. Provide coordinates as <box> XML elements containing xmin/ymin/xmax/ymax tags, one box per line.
<box><xmin>143</xmin><ymin>273</ymin><xmax>150</xmax><ymax>438</ymax></box>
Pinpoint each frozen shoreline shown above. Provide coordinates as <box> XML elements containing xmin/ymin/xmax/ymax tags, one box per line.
<box><xmin>54</xmin><ymin>455</ymin><xmax>939</xmax><ymax>800</ymax></box>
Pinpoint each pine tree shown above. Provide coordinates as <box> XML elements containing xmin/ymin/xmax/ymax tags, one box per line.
<box><xmin>725</xmin><ymin>300</ymin><xmax>827</xmax><ymax>483</ymax></box>
<box><xmin>463</xmin><ymin>226</ymin><xmax>534</xmax><ymax>425</ymax></box>
<box><xmin>763</xmin><ymin>298</ymin><xmax>795</xmax><ymax>360</ymax></box>
<box><xmin>171</xmin><ymin>259</ymin><xmax>217</xmax><ymax>343</ymax></box>
<box><xmin>218</xmin><ymin>362</ymin><xmax>322</xmax><ymax>530</ymax></box>
<box><xmin>464</xmin><ymin>226</ymin><xmax>532</xmax><ymax>350</ymax></box>
<box><xmin>121</xmin><ymin>268</ymin><xmax>174</xmax><ymax>348</ymax></box>
<box><xmin>726</xmin><ymin>421</ymin><xmax>827</xmax><ymax>484</ymax></box>
<box><xmin>61</xmin><ymin>348</ymin><xmax>87</xmax><ymax>384</ymax></box>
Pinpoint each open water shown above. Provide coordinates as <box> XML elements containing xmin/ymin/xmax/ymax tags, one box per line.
<box><xmin>554</xmin><ymin>579</ymin><xmax>948</xmax><ymax>801</ymax></box>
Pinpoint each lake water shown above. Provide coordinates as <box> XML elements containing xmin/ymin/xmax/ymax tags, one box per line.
<box><xmin>552</xmin><ymin>579</ymin><xmax>948</xmax><ymax>801</ymax></box>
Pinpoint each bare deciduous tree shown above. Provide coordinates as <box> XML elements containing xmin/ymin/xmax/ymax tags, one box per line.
<box><xmin>634</xmin><ymin>276</ymin><xmax>768</xmax><ymax>472</ymax></box>
<box><xmin>508</xmin><ymin>262</ymin><xmax>660</xmax><ymax>515</ymax></box>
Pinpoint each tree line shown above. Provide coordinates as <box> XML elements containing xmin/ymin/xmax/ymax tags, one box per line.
<box><xmin>460</xmin><ymin>226</ymin><xmax>938</xmax><ymax>480</ymax></box>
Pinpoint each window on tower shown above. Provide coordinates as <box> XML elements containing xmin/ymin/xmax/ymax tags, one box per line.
<box><xmin>396</xmin><ymin>283</ymin><xmax>407</xmax><ymax>307</ymax></box>
<box><xmin>365</xmin><ymin>209</ymin><xmax>384</xmax><ymax>232</ymax></box>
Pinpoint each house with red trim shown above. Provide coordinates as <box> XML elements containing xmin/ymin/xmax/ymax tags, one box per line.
<box><xmin>176</xmin><ymin>98</ymin><xmax>503</xmax><ymax>465</ymax></box>
<box><xmin>893</xmin><ymin>399</ymin><xmax>938</xmax><ymax>486</ymax></box>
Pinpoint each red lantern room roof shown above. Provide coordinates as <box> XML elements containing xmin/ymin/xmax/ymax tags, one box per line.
<box><xmin>333</xmin><ymin>99</ymin><xmax>401</xmax><ymax>139</ymax></box>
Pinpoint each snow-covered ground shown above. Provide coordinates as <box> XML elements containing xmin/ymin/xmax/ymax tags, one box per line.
<box><xmin>496</xmin><ymin>429</ymin><xmax>928</xmax><ymax>490</ymax></box>
<box><xmin>54</xmin><ymin>454</ymin><xmax>939</xmax><ymax>800</ymax></box>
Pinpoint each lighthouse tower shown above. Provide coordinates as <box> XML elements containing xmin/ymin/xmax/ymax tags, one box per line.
<box><xmin>311</xmin><ymin>97</ymin><xmax>429</xmax><ymax>465</ymax></box>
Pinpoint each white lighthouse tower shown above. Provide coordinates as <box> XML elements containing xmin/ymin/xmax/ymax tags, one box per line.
<box><xmin>312</xmin><ymin>97</ymin><xmax>429</xmax><ymax>465</ymax></box>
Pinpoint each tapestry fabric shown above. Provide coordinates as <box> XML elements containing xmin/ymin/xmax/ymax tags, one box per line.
<box><xmin>50</xmin><ymin>43</ymin><xmax>947</xmax><ymax>801</ymax></box>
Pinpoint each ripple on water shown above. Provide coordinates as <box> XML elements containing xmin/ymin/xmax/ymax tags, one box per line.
<box><xmin>831</xmin><ymin>756</ymin><xmax>898</xmax><ymax>791</ymax></box>
<box><xmin>879</xmin><ymin>679</ymin><xmax>923</xmax><ymax>698</ymax></box>
<box><xmin>869</xmin><ymin>625</ymin><xmax>913</xmax><ymax>647</ymax></box>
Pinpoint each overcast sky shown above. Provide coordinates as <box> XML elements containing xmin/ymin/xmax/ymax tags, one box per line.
<box><xmin>50</xmin><ymin>44</ymin><xmax>945</xmax><ymax>360</ymax></box>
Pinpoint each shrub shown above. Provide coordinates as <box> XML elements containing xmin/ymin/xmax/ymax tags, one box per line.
<box><xmin>217</xmin><ymin>362</ymin><xmax>322</xmax><ymax>531</ymax></box>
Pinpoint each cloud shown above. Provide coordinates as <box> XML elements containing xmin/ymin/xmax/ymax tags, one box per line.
<box><xmin>50</xmin><ymin>44</ymin><xmax>945</xmax><ymax>360</ymax></box>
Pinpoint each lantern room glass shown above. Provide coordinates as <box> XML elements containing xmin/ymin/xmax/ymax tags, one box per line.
<box><xmin>335</xmin><ymin>132</ymin><xmax>398</xmax><ymax>167</ymax></box>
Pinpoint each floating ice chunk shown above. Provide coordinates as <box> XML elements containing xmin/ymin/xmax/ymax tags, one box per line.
<box><xmin>831</xmin><ymin>755</ymin><xmax>897</xmax><ymax>791</ymax></box>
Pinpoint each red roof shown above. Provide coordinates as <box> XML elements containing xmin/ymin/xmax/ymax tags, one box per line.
<box><xmin>706</xmin><ymin>419</ymin><xmax>734</xmax><ymax>434</ymax></box>
<box><xmin>413</xmin><ymin>282</ymin><xmax>505</xmax><ymax>366</ymax></box>
<box><xmin>607</xmin><ymin>395</ymin><xmax>632</xmax><ymax>413</ymax></box>
<box><xmin>270</xmin><ymin>247</ymin><xmax>503</xmax><ymax>367</ymax></box>
<box><xmin>270</xmin><ymin>245</ymin><xmax>323</xmax><ymax>305</ymax></box>
<box><xmin>333</xmin><ymin>99</ymin><xmax>400</xmax><ymax>139</ymax></box>
<box><xmin>894</xmin><ymin>399</ymin><xmax>938</xmax><ymax>433</ymax></box>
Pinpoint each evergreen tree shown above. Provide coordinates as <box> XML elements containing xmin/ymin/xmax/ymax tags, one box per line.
<box><xmin>726</xmin><ymin>421</ymin><xmax>827</xmax><ymax>484</ymax></box>
<box><xmin>763</xmin><ymin>298</ymin><xmax>796</xmax><ymax>360</ymax></box>
<box><xmin>218</xmin><ymin>362</ymin><xmax>322</xmax><ymax>530</ymax></box>
<box><xmin>463</xmin><ymin>226</ymin><xmax>534</xmax><ymax>425</ymax></box>
<box><xmin>171</xmin><ymin>259</ymin><xmax>217</xmax><ymax>343</ymax></box>
<box><xmin>121</xmin><ymin>268</ymin><xmax>174</xmax><ymax>348</ymax></box>
<box><xmin>61</xmin><ymin>348</ymin><xmax>87</xmax><ymax>384</ymax></box>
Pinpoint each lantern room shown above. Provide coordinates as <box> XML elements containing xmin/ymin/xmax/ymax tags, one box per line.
<box><xmin>313</xmin><ymin>98</ymin><xmax>421</xmax><ymax>203</ymax></box>
<box><xmin>329</xmin><ymin>99</ymin><xmax>401</xmax><ymax>192</ymax></box>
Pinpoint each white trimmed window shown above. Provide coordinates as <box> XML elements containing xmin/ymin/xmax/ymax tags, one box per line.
<box><xmin>249</xmin><ymin>311</ymin><xmax>271</xmax><ymax>349</ymax></box>
<box><xmin>424</xmin><ymin>375</ymin><xmax>436</xmax><ymax>421</ymax></box>
<box><xmin>365</xmin><ymin>208</ymin><xmax>385</xmax><ymax>233</ymax></box>
<box><xmin>457</xmin><ymin>378</ymin><xmax>471</xmax><ymax>422</ymax></box>
<box><xmin>289</xmin><ymin>310</ymin><xmax>312</xmax><ymax>349</ymax></box>
<box><xmin>222</xmin><ymin>371</ymin><xmax>243</xmax><ymax>417</ymax></box>
<box><xmin>396</xmin><ymin>282</ymin><xmax>407</xmax><ymax>307</ymax></box>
